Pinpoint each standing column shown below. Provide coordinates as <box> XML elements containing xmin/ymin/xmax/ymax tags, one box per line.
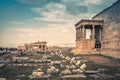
<box><xmin>76</xmin><ymin>27</ymin><xmax>80</xmax><ymax>41</ymax></box>
<box><xmin>79</xmin><ymin>27</ymin><xmax>81</xmax><ymax>40</ymax></box>
<box><xmin>44</xmin><ymin>45</ymin><xmax>46</xmax><ymax>52</ymax></box>
<box><xmin>43</xmin><ymin>45</ymin><xmax>45</xmax><ymax>52</ymax></box>
<box><xmin>78</xmin><ymin>27</ymin><xmax>81</xmax><ymax>40</ymax></box>
<box><xmin>82</xmin><ymin>25</ymin><xmax>85</xmax><ymax>39</ymax></box>
<box><xmin>92</xmin><ymin>25</ymin><xmax>95</xmax><ymax>39</ymax></box>
<box><xmin>42</xmin><ymin>45</ymin><xmax>44</xmax><ymax>52</ymax></box>
<box><xmin>76</xmin><ymin>28</ymin><xmax>78</xmax><ymax>41</ymax></box>
<box><xmin>80</xmin><ymin>26</ymin><xmax>82</xmax><ymax>39</ymax></box>
<box><xmin>100</xmin><ymin>27</ymin><xmax>102</xmax><ymax>41</ymax></box>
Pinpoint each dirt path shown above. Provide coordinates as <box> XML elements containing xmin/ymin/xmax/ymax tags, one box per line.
<box><xmin>79</xmin><ymin>54</ymin><xmax>120</xmax><ymax>67</ymax></box>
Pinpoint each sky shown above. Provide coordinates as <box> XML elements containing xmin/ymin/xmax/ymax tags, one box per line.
<box><xmin>0</xmin><ymin>0</ymin><xmax>118</xmax><ymax>47</ymax></box>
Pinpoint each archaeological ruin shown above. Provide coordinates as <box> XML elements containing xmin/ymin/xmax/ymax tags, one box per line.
<box><xmin>25</xmin><ymin>41</ymin><xmax>47</xmax><ymax>52</ymax></box>
<box><xmin>73</xmin><ymin>0</ymin><xmax>120</xmax><ymax>58</ymax></box>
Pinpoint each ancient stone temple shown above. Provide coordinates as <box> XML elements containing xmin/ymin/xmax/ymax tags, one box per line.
<box><xmin>73</xmin><ymin>0</ymin><xmax>120</xmax><ymax>58</ymax></box>
<box><xmin>74</xmin><ymin>20</ymin><xmax>104</xmax><ymax>54</ymax></box>
<box><xmin>25</xmin><ymin>41</ymin><xmax>47</xmax><ymax>52</ymax></box>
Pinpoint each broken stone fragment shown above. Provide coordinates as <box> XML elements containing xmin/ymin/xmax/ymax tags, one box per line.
<box><xmin>61</xmin><ymin>56</ymin><xmax>65</xmax><ymax>58</ymax></box>
<box><xmin>61</xmin><ymin>69</ymin><xmax>72</xmax><ymax>75</ymax></box>
<box><xmin>75</xmin><ymin>60</ymin><xmax>81</xmax><ymax>66</ymax></box>
<box><xmin>72</xmin><ymin>69</ymin><xmax>83</xmax><ymax>74</ymax></box>
<box><xmin>70</xmin><ymin>65</ymin><xmax>77</xmax><ymax>69</ymax></box>
<box><xmin>50</xmin><ymin>52</ymin><xmax>55</xmax><ymax>55</ymax></box>
<box><xmin>37</xmin><ymin>68</ymin><xmax>42</xmax><ymax>71</ymax></box>
<box><xmin>32</xmin><ymin>71</ymin><xmax>44</xmax><ymax>76</ymax></box>
<box><xmin>80</xmin><ymin>63</ymin><xmax>87</xmax><ymax>71</ymax></box>
<box><xmin>60</xmin><ymin>54</ymin><xmax>63</xmax><ymax>57</ymax></box>
<box><xmin>65</xmin><ymin>56</ymin><xmax>70</xmax><ymax>60</ymax></box>
<box><xmin>71</xmin><ymin>57</ymin><xmax>76</xmax><ymax>61</ymax></box>
<box><xmin>47</xmin><ymin>66</ymin><xmax>59</xmax><ymax>74</ymax></box>
<box><xmin>55</xmin><ymin>52</ymin><xmax>58</xmax><ymax>55</ymax></box>
<box><xmin>66</xmin><ymin>65</ymin><xmax>70</xmax><ymax>69</ymax></box>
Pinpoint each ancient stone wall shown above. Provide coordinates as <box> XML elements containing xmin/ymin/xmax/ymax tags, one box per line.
<box><xmin>92</xmin><ymin>0</ymin><xmax>120</xmax><ymax>58</ymax></box>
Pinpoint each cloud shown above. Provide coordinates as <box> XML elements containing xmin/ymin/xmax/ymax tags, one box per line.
<box><xmin>31</xmin><ymin>2</ymin><xmax>93</xmax><ymax>23</ymax></box>
<box><xmin>84</xmin><ymin>0</ymin><xmax>102</xmax><ymax>4</ymax></box>
<box><xmin>60</xmin><ymin>0</ymin><xmax>103</xmax><ymax>15</ymax></box>
<box><xmin>66</xmin><ymin>5</ymin><xmax>88</xmax><ymax>15</ymax></box>
<box><xmin>61</xmin><ymin>0</ymin><xmax>101</xmax><ymax>5</ymax></box>
<box><xmin>61</xmin><ymin>0</ymin><xmax>88</xmax><ymax>15</ymax></box>
<box><xmin>31</xmin><ymin>2</ymin><xmax>72</xmax><ymax>23</ymax></box>
<box><xmin>8</xmin><ymin>21</ymin><xmax>24</xmax><ymax>24</ymax></box>
<box><xmin>61</xmin><ymin>0</ymin><xmax>83</xmax><ymax>3</ymax></box>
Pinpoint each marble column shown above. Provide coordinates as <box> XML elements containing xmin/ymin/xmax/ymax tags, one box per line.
<box><xmin>82</xmin><ymin>25</ymin><xmax>85</xmax><ymax>39</ymax></box>
<box><xmin>76</xmin><ymin>28</ymin><xmax>78</xmax><ymax>40</ymax></box>
<box><xmin>76</xmin><ymin>27</ymin><xmax>80</xmax><ymax>41</ymax></box>
<box><xmin>100</xmin><ymin>27</ymin><xmax>102</xmax><ymax>41</ymax></box>
<box><xmin>92</xmin><ymin>25</ymin><xmax>95</xmax><ymax>39</ymax></box>
<box><xmin>42</xmin><ymin>45</ymin><xmax>44</xmax><ymax>52</ymax></box>
<box><xmin>80</xmin><ymin>26</ymin><xmax>82</xmax><ymax>39</ymax></box>
<box><xmin>79</xmin><ymin>27</ymin><xmax>81</xmax><ymax>40</ymax></box>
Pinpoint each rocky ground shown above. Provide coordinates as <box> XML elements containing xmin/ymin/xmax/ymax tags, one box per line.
<box><xmin>78</xmin><ymin>54</ymin><xmax>120</xmax><ymax>68</ymax></box>
<box><xmin>74</xmin><ymin>54</ymin><xmax>120</xmax><ymax>80</ymax></box>
<box><xmin>0</xmin><ymin>53</ymin><xmax>120</xmax><ymax>80</ymax></box>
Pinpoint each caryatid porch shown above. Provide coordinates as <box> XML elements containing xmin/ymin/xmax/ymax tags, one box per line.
<box><xmin>73</xmin><ymin>19</ymin><xmax>104</xmax><ymax>54</ymax></box>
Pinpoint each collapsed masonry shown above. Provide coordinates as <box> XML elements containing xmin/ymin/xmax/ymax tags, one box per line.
<box><xmin>51</xmin><ymin>52</ymin><xmax>87</xmax><ymax>73</ymax></box>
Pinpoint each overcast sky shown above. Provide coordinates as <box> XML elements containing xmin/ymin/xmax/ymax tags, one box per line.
<box><xmin>0</xmin><ymin>0</ymin><xmax>118</xmax><ymax>47</ymax></box>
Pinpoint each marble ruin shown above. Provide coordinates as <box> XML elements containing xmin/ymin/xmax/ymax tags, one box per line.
<box><xmin>25</xmin><ymin>41</ymin><xmax>47</xmax><ymax>52</ymax></box>
<box><xmin>73</xmin><ymin>20</ymin><xmax>103</xmax><ymax>54</ymax></box>
<box><xmin>73</xmin><ymin>0</ymin><xmax>120</xmax><ymax>58</ymax></box>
